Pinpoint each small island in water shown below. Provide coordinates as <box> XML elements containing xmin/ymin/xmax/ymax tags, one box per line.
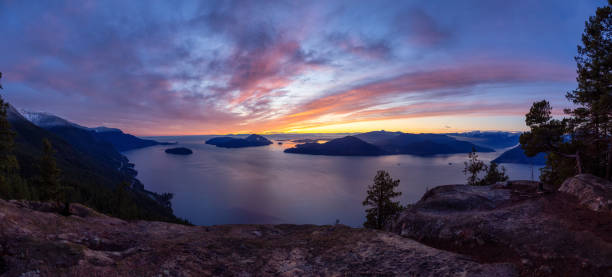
<box><xmin>164</xmin><ymin>147</ymin><xmax>193</xmax><ymax>155</ymax></box>
<box><xmin>205</xmin><ymin>134</ymin><xmax>272</xmax><ymax>148</ymax></box>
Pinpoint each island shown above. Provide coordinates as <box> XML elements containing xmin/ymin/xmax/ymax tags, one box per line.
<box><xmin>164</xmin><ymin>147</ymin><xmax>193</xmax><ymax>155</ymax></box>
<box><xmin>284</xmin><ymin>136</ymin><xmax>387</xmax><ymax>156</ymax></box>
<box><xmin>205</xmin><ymin>134</ymin><xmax>273</xmax><ymax>148</ymax></box>
<box><xmin>284</xmin><ymin>131</ymin><xmax>494</xmax><ymax>156</ymax></box>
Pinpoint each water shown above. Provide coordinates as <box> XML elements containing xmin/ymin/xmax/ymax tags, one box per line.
<box><xmin>124</xmin><ymin>135</ymin><xmax>541</xmax><ymax>227</ymax></box>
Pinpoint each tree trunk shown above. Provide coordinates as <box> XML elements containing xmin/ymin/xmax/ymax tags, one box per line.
<box><xmin>576</xmin><ymin>150</ymin><xmax>583</xmax><ymax>174</ymax></box>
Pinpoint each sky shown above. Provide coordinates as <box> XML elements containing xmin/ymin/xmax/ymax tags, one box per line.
<box><xmin>0</xmin><ymin>0</ymin><xmax>606</xmax><ymax>135</ymax></box>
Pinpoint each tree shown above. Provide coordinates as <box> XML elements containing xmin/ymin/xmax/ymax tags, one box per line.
<box><xmin>483</xmin><ymin>162</ymin><xmax>509</xmax><ymax>185</ymax></box>
<box><xmin>0</xmin><ymin>79</ymin><xmax>26</xmax><ymax>199</ymax></box>
<box><xmin>113</xmin><ymin>181</ymin><xmax>138</xmax><ymax>219</ymax></box>
<box><xmin>520</xmin><ymin>100</ymin><xmax>577</xmax><ymax>185</ymax></box>
<box><xmin>158</xmin><ymin>192</ymin><xmax>174</xmax><ymax>209</ymax></box>
<box><xmin>39</xmin><ymin>138</ymin><xmax>61</xmax><ymax>202</ymax></box>
<box><xmin>565</xmin><ymin>1</ymin><xmax>612</xmax><ymax>180</ymax></box>
<box><xmin>520</xmin><ymin>1</ymin><xmax>612</xmax><ymax>184</ymax></box>
<box><xmin>363</xmin><ymin>170</ymin><xmax>403</xmax><ymax>229</ymax></box>
<box><xmin>463</xmin><ymin>147</ymin><xmax>508</xmax><ymax>186</ymax></box>
<box><xmin>463</xmin><ymin>147</ymin><xmax>487</xmax><ymax>185</ymax></box>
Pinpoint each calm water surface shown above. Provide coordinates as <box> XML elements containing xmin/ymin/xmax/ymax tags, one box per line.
<box><xmin>124</xmin><ymin>135</ymin><xmax>541</xmax><ymax>227</ymax></box>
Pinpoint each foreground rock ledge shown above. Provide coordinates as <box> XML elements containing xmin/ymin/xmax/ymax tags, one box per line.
<box><xmin>390</xmin><ymin>179</ymin><xmax>612</xmax><ymax>277</ymax></box>
<box><xmin>0</xmin><ymin>199</ymin><xmax>514</xmax><ymax>277</ymax></box>
<box><xmin>559</xmin><ymin>174</ymin><xmax>612</xmax><ymax>213</ymax></box>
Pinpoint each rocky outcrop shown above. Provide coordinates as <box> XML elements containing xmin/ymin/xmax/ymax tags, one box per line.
<box><xmin>558</xmin><ymin>174</ymin><xmax>612</xmax><ymax>213</ymax></box>
<box><xmin>0</xmin><ymin>199</ymin><xmax>516</xmax><ymax>276</ymax></box>
<box><xmin>389</xmin><ymin>181</ymin><xmax>612</xmax><ymax>276</ymax></box>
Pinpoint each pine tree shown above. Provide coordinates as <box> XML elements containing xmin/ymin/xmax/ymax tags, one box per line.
<box><xmin>363</xmin><ymin>170</ymin><xmax>403</xmax><ymax>229</ymax></box>
<box><xmin>483</xmin><ymin>162</ymin><xmax>509</xmax><ymax>185</ymax></box>
<box><xmin>520</xmin><ymin>100</ymin><xmax>576</xmax><ymax>185</ymax></box>
<box><xmin>39</xmin><ymin>138</ymin><xmax>61</xmax><ymax>201</ymax></box>
<box><xmin>565</xmin><ymin>1</ymin><xmax>612</xmax><ymax>180</ymax></box>
<box><xmin>463</xmin><ymin>147</ymin><xmax>487</xmax><ymax>185</ymax></box>
<box><xmin>0</xmin><ymin>73</ymin><xmax>26</xmax><ymax>199</ymax></box>
<box><xmin>113</xmin><ymin>181</ymin><xmax>138</xmax><ymax>219</ymax></box>
<box><xmin>520</xmin><ymin>1</ymin><xmax>612</xmax><ymax>184</ymax></box>
<box><xmin>463</xmin><ymin>147</ymin><xmax>508</xmax><ymax>185</ymax></box>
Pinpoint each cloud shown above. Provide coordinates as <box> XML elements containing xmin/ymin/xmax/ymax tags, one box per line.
<box><xmin>396</xmin><ymin>8</ymin><xmax>451</xmax><ymax>47</ymax></box>
<box><xmin>327</xmin><ymin>32</ymin><xmax>392</xmax><ymax>59</ymax></box>
<box><xmin>274</xmin><ymin>60</ymin><xmax>574</xmax><ymax>128</ymax></box>
<box><xmin>0</xmin><ymin>0</ymin><xmax>587</xmax><ymax>135</ymax></box>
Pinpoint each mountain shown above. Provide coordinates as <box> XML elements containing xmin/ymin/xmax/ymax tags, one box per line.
<box><xmin>92</xmin><ymin>129</ymin><xmax>174</xmax><ymax>152</ymax></box>
<box><xmin>352</xmin><ymin>130</ymin><xmax>403</xmax><ymax>144</ymax></box>
<box><xmin>91</xmin><ymin>126</ymin><xmax>122</xmax><ymax>133</ymax></box>
<box><xmin>492</xmin><ymin>145</ymin><xmax>547</xmax><ymax>165</ymax></box>
<box><xmin>446</xmin><ymin>131</ymin><xmax>521</xmax><ymax>149</ymax></box>
<box><xmin>284</xmin><ymin>136</ymin><xmax>387</xmax><ymax>156</ymax></box>
<box><xmin>21</xmin><ymin>109</ymin><xmax>87</xmax><ymax>129</ymax></box>
<box><xmin>6</xmin><ymin>105</ymin><xmax>184</xmax><ymax>223</ymax></box>
<box><xmin>355</xmin><ymin>131</ymin><xmax>494</xmax><ymax>156</ymax></box>
<box><xmin>21</xmin><ymin>110</ymin><xmax>171</xmax><ymax>152</ymax></box>
<box><xmin>205</xmin><ymin>134</ymin><xmax>273</xmax><ymax>148</ymax></box>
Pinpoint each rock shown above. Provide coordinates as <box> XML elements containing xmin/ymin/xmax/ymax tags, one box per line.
<box><xmin>558</xmin><ymin>174</ymin><xmax>612</xmax><ymax>213</ymax></box>
<box><xmin>0</xmin><ymin>199</ymin><xmax>515</xmax><ymax>276</ymax></box>
<box><xmin>389</xmin><ymin>181</ymin><xmax>612</xmax><ymax>276</ymax></box>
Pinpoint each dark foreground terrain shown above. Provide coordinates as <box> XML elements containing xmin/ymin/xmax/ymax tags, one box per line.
<box><xmin>390</xmin><ymin>174</ymin><xmax>612</xmax><ymax>276</ymax></box>
<box><xmin>1</xmin><ymin>174</ymin><xmax>611</xmax><ymax>276</ymax></box>
<box><xmin>0</xmin><ymin>199</ymin><xmax>514</xmax><ymax>277</ymax></box>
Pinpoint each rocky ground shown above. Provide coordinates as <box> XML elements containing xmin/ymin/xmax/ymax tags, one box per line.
<box><xmin>389</xmin><ymin>175</ymin><xmax>612</xmax><ymax>276</ymax></box>
<box><xmin>0</xmin><ymin>200</ymin><xmax>515</xmax><ymax>277</ymax></box>
<box><xmin>1</xmin><ymin>174</ymin><xmax>611</xmax><ymax>276</ymax></box>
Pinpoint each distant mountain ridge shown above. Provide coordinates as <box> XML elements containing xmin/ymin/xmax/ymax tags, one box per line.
<box><xmin>359</xmin><ymin>132</ymin><xmax>494</xmax><ymax>155</ymax></box>
<box><xmin>285</xmin><ymin>131</ymin><xmax>494</xmax><ymax>156</ymax></box>
<box><xmin>21</xmin><ymin>110</ymin><xmax>172</xmax><ymax>152</ymax></box>
<box><xmin>21</xmin><ymin>110</ymin><xmax>87</xmax><ymax>129</ymax></box>
<box><xmin>445</xmin><ymin>131</ymin><xmax>521</xmax><ymax>149</ymax></box>
<box><xmin>492</xmin><ymin>145</ymin><xmax>547</xmax><ymax>165</ymax></box>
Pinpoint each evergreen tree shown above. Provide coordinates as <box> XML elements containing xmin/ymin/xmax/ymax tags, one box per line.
<box><xmin>519</xmin><ymin>100</ymin><xmax>577</xmax><ymax>185</ymax></box>
<box><xmin>463</xmin><ymin>147</ymin><xmax>487</xmax><ymax>185</ymax></box>
<box><xmin>483</xmin><ymin>162</ymin><xmax>509</xmax><ymax>185</ymax></box>
<box><xmin>463</xmin><ymin>147</ymin><xmax>508</xmax><ymax>185</ymax></box>
<box><xmin>113</xmin><ymin>181</ymin><xmax>138</xmax><ymax>219</ymax></box>
<box><xmin>39</xmin><ymin>138</ymin><xmax>61</xmax><ymax>202</ymax></box>
<box><xmin>0</xmin><ymin>73</ymin><xmax>26</xmax><ymax>199</ymax></box>
<box><xmin>363</xmin><ymin>170</ymin><xmax>403</xmax><ymax>229</ymax></box>
<box><xmin>521</xmin><ymin>2</ymin><xmax>612</xmax><ymax>184</ymax></box>
<box><xmin>565</xmin><ymin>1</ymin><xmax>612</xmax><ymax>180</ymax></box>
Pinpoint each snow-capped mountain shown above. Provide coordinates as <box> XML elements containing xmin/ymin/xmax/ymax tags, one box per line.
<box><xmin>19</xmin><ymin>109</ymin><xmax>171</xmax><ymax>151</ymax></box>
<box><xmin>91</xmin><ymin>126</ymin><xmax>122</xmax><ymax>133</ymax></box>
<box><xmin>20</xmin><ymin>110</ymin><xmax>87</xmax><ymax>129</ymax></box>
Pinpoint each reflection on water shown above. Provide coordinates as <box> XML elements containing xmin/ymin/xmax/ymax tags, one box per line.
<box><xmin>124</xmin><ymin>135</ymin><xmax>541</xmax><ymax>227</ymax></box>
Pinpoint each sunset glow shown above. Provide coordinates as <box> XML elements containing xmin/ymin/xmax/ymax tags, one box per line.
<box><xmin>0</xmin><ymin>0</ymin><xmax>602</xmax><ymax>135</ymax></box>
